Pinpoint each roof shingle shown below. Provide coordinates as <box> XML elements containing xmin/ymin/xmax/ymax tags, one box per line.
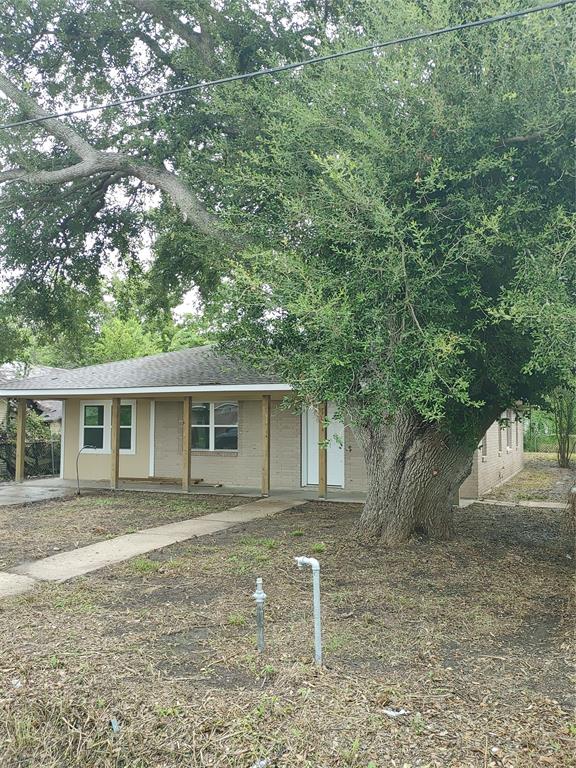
<box><xmin>0</xmin><ymin>346</ymin><xmax>283</xmax><ymax>396</ymax></box>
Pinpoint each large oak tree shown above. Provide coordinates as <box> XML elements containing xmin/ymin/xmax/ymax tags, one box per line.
<box><xmin>0</xmin><ymin>1</ymin><xmax>574</xmax><ymax>543</ymax></box>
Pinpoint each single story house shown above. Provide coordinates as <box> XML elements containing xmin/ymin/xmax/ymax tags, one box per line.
<box><xmin>0</xmin><ymin>346</ymin><xmax>523</xmax><ymax>499</ymax></box>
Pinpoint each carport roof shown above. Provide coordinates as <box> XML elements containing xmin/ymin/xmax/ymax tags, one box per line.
<box><xmin>0</xmin><ymin>346</ymin><xmax>289</xmax><ymax>398</ymax></box>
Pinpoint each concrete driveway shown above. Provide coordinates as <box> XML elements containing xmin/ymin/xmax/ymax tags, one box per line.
<box><xmin>0</xmin><ymin>478</ymin><xmax>73</xmax><ymax>506</ymax></box>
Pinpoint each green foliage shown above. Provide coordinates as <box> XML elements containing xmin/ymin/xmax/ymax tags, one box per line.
<box><xmin>209</xmin><ymin>0</ymin><xmax>574</xmax><ymax>437</ymax></box>
<box><xmin>89</xmin><ymin>317</ymin><xmax>161</xmax><ymax>365</ymax></box>
<box><xmin>0</xmin><ymin>407</ymin><xmax>51</xmax><ymax>442</ymax></box>
<box><xmin>0</xmin><ymin>0</ymin><xmax>345</xmax><ymax>332</ymax></box>
<box><xmin>168</xmin><ymin>314</ymin><xmax>213</xmax><ymax>351</ymax></box>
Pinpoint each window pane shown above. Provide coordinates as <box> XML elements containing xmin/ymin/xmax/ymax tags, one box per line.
<box><xmin>214</xmin><ymin>426</ymin><xmax>238</xmax><ymax>450</ymax></box>
<box><xmin>191</xmin><ymin>403</ymin><xmax>210</xmax><ymax>425</ymax></box>
<box><xmin>84</xmin><ymin>427</ymin><xmax>104</xmax><ymax>449</ymax></box>
<box><xmin>120</xmin><ymin>427</ymin><xmax>132</xmax><ymax>450</ymax></box>
<box><xmin>120</xmin><ymin>404</ymin><xmax>132</xmax><ymax>426</ymax></box>
<box><xmin>191</xmin><ymin>426</ymin><xmax>210</xmax><ymax>450</ymax></box>
<box><xmin>84</xmin><ymin>405</ymin><xmax>104</xmax><ymax>426</ymax></box>
<box><xmin>214</xmin><ymin>402</ymin><xmax>238</xmax><ymax>425</ymax></box>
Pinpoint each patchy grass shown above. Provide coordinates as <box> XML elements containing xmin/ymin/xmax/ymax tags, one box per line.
<box><xmin>0</xmin><ymin>491</ymin><xmax>254</xmax><ymax>570</ymax></box>
<box><xmin>0</xmin><ymin>499</ymin><xmax>573</xmax><ymax>767</ymax></box>
<box><xmin>485</xmin><ymin>453</ymin><xmax>575</xmax><ymax>503</ymax></box>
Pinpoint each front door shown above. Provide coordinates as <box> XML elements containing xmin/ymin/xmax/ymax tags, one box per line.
<box><xmin>302</xmin><ymin>404</ymin><xmax>345</xmax><ymax>487</ymax></box>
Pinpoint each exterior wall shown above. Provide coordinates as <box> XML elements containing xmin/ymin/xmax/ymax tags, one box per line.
<box><xmin>153</xmin><ymin>399</ymin><xmax>301</xmax><ymax>489</ymax></box>
<box><xmin>344</xmin><ymin>423</ymin><xmax>367</xmax><ymax>491</ymax></box>
<box><xmin>63</xmin><ymin>393</ymin><xmax>523</xmax><ymax>498</ymax></box>
<box><xmin>0</xmin><ymin>398</ymin><xmax>7</xmax><ymax>428</ymax></box>
<box><xmin>460</xmin><ymin>414</ymin><xmax>525</xmax><ymax>499</ymax></box>
<box><xmin>63</xmin><ymin>398</ymin><xmax>152</xmax><ymax>481</ymax></box>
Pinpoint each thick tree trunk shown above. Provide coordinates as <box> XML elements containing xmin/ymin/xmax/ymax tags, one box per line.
<box><xmin>354</xmin><ymin>412</ymin><xmax>475</xmax><ymax>546</ymax></box>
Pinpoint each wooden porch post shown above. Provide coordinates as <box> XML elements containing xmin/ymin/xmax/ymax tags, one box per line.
<box><xmin>182</xmin><ymin>396</ymin><xmax>191</xmax><ymax>493</ymax></box>
<box><xmin>318</xmin><ymin>401</ymin><xmax>328</xmax><ymax>499</ymax></box>
<box><xmin>15</xmin><ymin>398</ymin><xmax>26</xmax><ymax>483</ymax></box>
<box><xmin>261</xmin><ymin>395</ymin><xmax>271</xmax><ymax>497</ymax></box>
<box><xmin>110</xmin><ymin>397</ymin><xmax>121</xmax><ymax>491</ymax></box>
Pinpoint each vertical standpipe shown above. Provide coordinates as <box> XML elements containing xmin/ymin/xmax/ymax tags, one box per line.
<box><xmin>295</xmin><ymin>556</ymin><xmax>322</xmax><ymax>665</ymax></box>
<box><xmin>253</xmin><ymin>577</ymin><xmax>267</xmax><ymax>652</ymax></box>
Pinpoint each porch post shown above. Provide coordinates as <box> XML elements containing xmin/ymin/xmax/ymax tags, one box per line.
<box><xmin>318</xmin><ymin>401</ymin><xmax>328</xmax><ymax>499</ymax></box>
<box><xmin>15</xmin><ymin>398</ymin><xmax>26</xmax><ymax>483</ymax></box>
<box><xmin>110</xmin><ymin>397</ymin><xmax>121</xmax><ymax>491</ymax></box>
<box><xmin>261</xmin><ymin>395</ymin><xmax>271</xmax><ymax>497</ymax></box>
<box><xmin>182</xmin><ymin>396</ymin><xmax>191</xmax><ymax>492</ymax></box>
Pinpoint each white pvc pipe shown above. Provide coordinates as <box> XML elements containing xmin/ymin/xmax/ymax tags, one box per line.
<box><xmin>295</xmin><ymin>556</ymin><xmax>322</xmax><ymax>665</ymax></box>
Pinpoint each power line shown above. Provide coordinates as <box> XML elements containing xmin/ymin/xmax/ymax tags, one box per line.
<box><xmin>0</xmin><ymin>0</ymin><xmax>574</xmax><ymax>131</ymax></box>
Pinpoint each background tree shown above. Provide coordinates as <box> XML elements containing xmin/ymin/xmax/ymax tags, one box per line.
<box><xmin>0</xmin><ymin>0</ymin><xmax>347</xmax><ymax>337</ymax></box>
<box><xmin>549</xmin><ymin>388</ymin><xmax>576</xmax><ymax>468</ymax></box>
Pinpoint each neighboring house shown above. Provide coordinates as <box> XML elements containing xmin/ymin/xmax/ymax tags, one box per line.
<box><xmin>0</xmin><ymin>346</ymin><xmax>523</xmax><ymax>498</ymax></box>
<box><xmin>0</xmin><ymin>364</ymin><xmax>66</xmax><ymax>432</ymax></box>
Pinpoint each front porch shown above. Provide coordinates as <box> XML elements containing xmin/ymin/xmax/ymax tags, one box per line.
<box><xmin>0</xmin><ymin>475</ymin><xmax>368</xmax><ymax>507</ymax></box>
<box><xmin>11</xmin><ymin>394</ymin><xmax>342</xmax><ymax>501</ymax></box>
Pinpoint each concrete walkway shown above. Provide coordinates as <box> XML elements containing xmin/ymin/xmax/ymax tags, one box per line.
<box><xmin>0</xmin><ymin>496</ymin><xmax>304</xmax><ymax>598</ymax></box>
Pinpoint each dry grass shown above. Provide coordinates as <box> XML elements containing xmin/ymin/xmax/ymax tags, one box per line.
<box><xmin>0</xmin><ymin>496</ymin><xmax>574</xmax><ymax>767</ymax></box>
<box><xmin>0</xmin><ymin>492</ymin><xmax>253</xmax><ymax>570</ymax></box>
<box><xmin>484</xmin><ymin>454</ymin><xmax>575</xmax><ymax>503</ymax></box>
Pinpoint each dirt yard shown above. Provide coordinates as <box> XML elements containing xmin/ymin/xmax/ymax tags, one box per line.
<box><xmin>0</xmin><ymin>494</ymin><xmax>573</xmax><ymax>767</ymax></box>
<box><xmin>0</xmin><ymin>492</ymin><xmax>253</xmax><ymax>570</ymax></box>
<box><xmin>484</xmin><ymin>452</ymin><xmax>575</xmax><ymax>503</ymax></box>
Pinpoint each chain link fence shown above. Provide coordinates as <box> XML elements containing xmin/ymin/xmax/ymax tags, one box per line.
<box><xmin>0</xmin><ymin>439</ymin><xmax>61</xmax><ymax>481</ymax></box>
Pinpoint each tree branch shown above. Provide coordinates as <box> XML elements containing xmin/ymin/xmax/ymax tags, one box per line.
<box><xmin>0</xmin><ymin>71</ymin><xmax>228</xmax><ymax>238</ymax></box>
<box><xmin>125</xmin><ymin>0</ymin><xmax>215</xmax><ymax>64</ymax></box>
<box><xmin>0</xmin><ymin>71</ymin><xmax>96</xmax><ymax>159</ymax></box>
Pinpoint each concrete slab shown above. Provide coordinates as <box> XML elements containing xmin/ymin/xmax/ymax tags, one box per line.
<box><xmin>0</xmin><ymin>572</ymin><xmax>37</xmax><ymax>598</ymax></box>
<box><xmin>8</xmin><ymin>496</ymin><xmax>304</xmax><ymax>584</ymax></box>
<box><xmin>0</xmin><ymin>482</ymin><xmax>72</xmax><ymax>507</ymax></box>
<box><xmin>204</xmin><ymin>497</ymin><xmax>307</xmax><ymax>523</ymax></box>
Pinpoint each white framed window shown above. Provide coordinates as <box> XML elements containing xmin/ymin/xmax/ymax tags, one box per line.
<box><xmin>191</xmin><ymin>401</ymin><xmax>238</xmax><ymax>451</ymax></box>
<box><xmin>79</xmin><ymin>400</ymin><xmax>136</xmax><ymax>455</ymax></box>
<box><xmin>506</xmin><ymin>409</ymin><xmax>513</xmax><ymax>452</ymax></box>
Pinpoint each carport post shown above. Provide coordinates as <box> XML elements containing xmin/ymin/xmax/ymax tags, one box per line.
<box><xmin>182</xmin><ymin>396</ymin><xmax>191</xmax><ymax>493</ymax></box>
<box><xmin>261</xmin><ymin>395</ymin><xmax>271</xmax><ymax>497</ymax></box>
<box><xmin>110</xmin><ymin>397</ymin><xmax>121</xmax><ymax>491</ymax></box>
<box><xmin>14</xmin><ymin>398</ymin><xmax>26</xmax><ymax>483</ymax></box>
<box><xmin>318</xmin><ymin>402</ymin><xmax>328</xmax><ymax>500</ymax></box>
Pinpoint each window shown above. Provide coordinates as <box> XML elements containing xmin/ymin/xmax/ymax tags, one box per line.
<box><xmin>191</xmin><ymin>401</ymin><xmax>238</xmax><ymax>451</ymax></box>
<box><xmin>506</xmin><ymin>409</ymin><xmax>513</xmax><ymax>450</ymax></box>
<box><xmin>83</xmin><ymin>404</ymin><xmax>105</xmax><ymax>450</ymax></box>
<box><xmin>80</xmin><ymin>400</ymin><xmax>136</xmax><ymax>454</ymax></box>
<box><xmin>120</xmin><ymin>403</ymin><xmax>134</xmax><ymax>451</ymax></box>
<box><xmin>481</xmin><ymin>433</ymin><xmax>488</xmax><ymax>459</ymax></box>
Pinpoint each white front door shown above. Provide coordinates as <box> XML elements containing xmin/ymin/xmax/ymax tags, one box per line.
<box><xmin>302</xmin><ymin>403</ymin><xmax>345</xmax><ymax>487</ymax></box>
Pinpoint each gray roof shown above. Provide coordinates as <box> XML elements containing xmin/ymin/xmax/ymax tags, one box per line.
<box><xmin>0</xmin><ymin>346</ymin><xmax>284</xmax><ymax>396</ymax></box>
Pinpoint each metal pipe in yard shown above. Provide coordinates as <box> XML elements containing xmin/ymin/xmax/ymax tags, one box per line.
<box><xmin>253</xmin><ymin>577</ymin><xmax>267</xmax><ymax>653</ymax></box>
<box><xmin>295</xmin><ymin>556</ymin><xmax>322</xmax><ymax>666</ymax></box>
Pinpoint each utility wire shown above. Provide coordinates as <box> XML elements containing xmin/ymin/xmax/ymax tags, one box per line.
<box><xmin>0</xmin><ymin>0</ymin><xmax>574</xmax><ymax>131</ymax></box>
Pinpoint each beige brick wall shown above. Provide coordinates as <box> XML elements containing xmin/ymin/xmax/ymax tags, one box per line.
<box><xmin>153</xmin><ymin>399</ymin><xmax>302</xmax><ymax>489</ymax></box>
<box><xmin>62</xmin><ymin>395</ymin><xmax>522</xmax><ymax>498</ymax></box>
<box><xmin>460</xmin><ymin>414</ymin><xmax>524</xmax><ymax>499</ymax></box>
